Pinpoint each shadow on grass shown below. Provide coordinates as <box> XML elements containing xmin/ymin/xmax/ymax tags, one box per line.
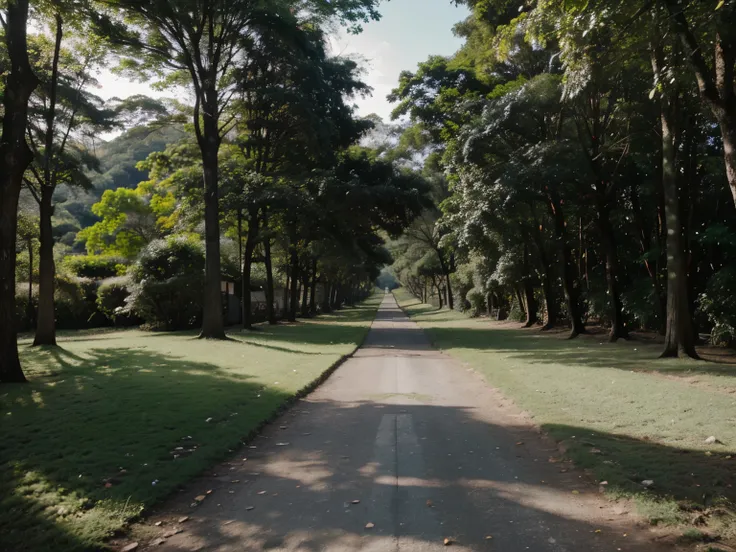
<box><xmin>0</xmin><ymin>346</ymin><xmax>293</xmax><ymax>551</ymax></box>
<box><xmin>542</xmin><ymin>423</ymin><xmax>736</xmax><ymax>527</ymax></box>
<box><xmin>412</xmin><ymin>324</ymin><xmax>736</xmax><ymax>379</ymax></box>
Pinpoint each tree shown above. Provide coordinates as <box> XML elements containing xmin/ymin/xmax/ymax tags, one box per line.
<box><xmin>16</xmin><ymin>211</ymin><xmax>39</xmax><ymax>326</ymax></box>
<box><xmin>649</xmin><ymin>12</ymin><xmax>698</xmax><ymax>358</ymax></box>
<box><xmin>660</xmin><ymin>0</ymin><xmax>736</xmax><ymax>209</ymax></box>
<box><xmin>24</xmin><ymin>10</ymin><xmax>117</xmax><ymax>346</ymax></box>
<box><xmin>0</xmin><ymin>0</ymin><xmax>38</xmax><ymax>383</ymax></box>
<box><xmin>93</xmin><ymin>0</ymin><xmax>383</xmax><ymax>339</ymax></box>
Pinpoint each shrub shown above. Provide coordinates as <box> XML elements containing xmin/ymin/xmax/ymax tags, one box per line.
<box><xmin>54</xmin><ymin>274</ymin><xmax>103</xmax><ymax>329</ymax></box>
<box><xmin>699</xmin><ymin>266</ymin><xmax>736</xmax><ymax>345</ymax></box>
<box><xmin>62</xmin><ymin>255</ymin><xmax>128</xmax><ymax>279</ymax></box>
<box><xmin>15</xmin><ymin>286</ymin><xmax>36</xmax><ymax>332</ymax></box>
<box><xmin>509</xmin><ymin>296</ymin><xmax>526</xmax><ymax>322</ymax></box>
<box><xmin>466</xmin><ymin>287</ymin><xmax>486</xmax><ymax>317</ymax></box>
<box><xmin>127</xmin><ymin>236</ymin><xmax>205</xmax><ymax>330</ymax></box>
<box><xmin>97</xmin><ymin>277</ymin><xmax>139</xmax><ymax>326</ymax></box>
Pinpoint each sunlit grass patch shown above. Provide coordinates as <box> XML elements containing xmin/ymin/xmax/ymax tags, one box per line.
<box><xmin>1</xmin><ymin>294</ymin><xmax>380</xmax><ymax>551</ymax></box>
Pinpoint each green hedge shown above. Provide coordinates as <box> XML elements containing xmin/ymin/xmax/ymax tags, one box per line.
<box><xmin>62</xmin><ymin>255</ymin><xmax>128</xmax><ymax>279</ymax></box>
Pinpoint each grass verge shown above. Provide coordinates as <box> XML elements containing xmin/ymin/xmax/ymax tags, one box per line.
<box><xmin>394</xmin><ymin>288</ymin><xmax>736</xmax><ymax>539</ymax></box>
<box><xmin>1</xmin><ymin>294</ymin><xmax>381</xmax><ymax>551</ymax></box>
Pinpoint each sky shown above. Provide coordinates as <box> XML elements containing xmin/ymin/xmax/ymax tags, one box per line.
<box><xmin>95</xmin><ymin>0</ymin><xmax>469</xmax><ymax>125</ymax></box>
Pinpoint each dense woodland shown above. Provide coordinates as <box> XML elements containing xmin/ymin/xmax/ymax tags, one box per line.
<box><xmin>0</xmin><ymin>0</ymin><xmax>429</xmax><ymax>383</ymax></box>
<box><xmin>388</xmin><ymin>0</ymin><xmax>736</xmax><ymax>359</ymax></box>
<box><xmin>2</xmin><ymin>0</ymin><xmax>736</xmax><ymax>385</ymax></box>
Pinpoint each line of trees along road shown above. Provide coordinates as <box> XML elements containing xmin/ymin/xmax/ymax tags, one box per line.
<box><xmin>388</xmin><ymin>0</ymin><xmax>736</xmax><ymax>359</ymax></box>
<box><xmin>0</xmin><ymin>0</ymin><xmax>430</xmax><ymax>383</ymax></box>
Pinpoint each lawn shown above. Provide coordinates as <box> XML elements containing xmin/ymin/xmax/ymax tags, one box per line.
<box><xmin>394</xmin><ymin>288</ymin><xmax>736</xmax><ymax>539</ymax></box>
<box><xmin>0</xmin><ymin>294</ymin><xmax>381</xmax><ymax>551</ymax></box>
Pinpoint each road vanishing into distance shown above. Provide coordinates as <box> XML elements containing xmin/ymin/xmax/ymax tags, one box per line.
<box><xmin>152</xmin><ymin>295</ymin><xmax>676</xmax><ymax>552</ymax></box>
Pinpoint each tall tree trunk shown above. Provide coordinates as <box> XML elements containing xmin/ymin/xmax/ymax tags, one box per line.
<box><xmin>33</xmin><ymin>13</ymin><xmax>62</xmax><ymax>347</ymax></box>
<box><xmin>322</xmin><ymin>283</ymin><xmax>332</xmax><ymax>313</ymax></box>
<box><xmin>596</xmin><ymin>199</ymin><xmax>628</xmax><ymax>341</ymax></box>
<box><xmin>521</xmin><ymin>243</ymin><xmax>539</xmax><ymax>327</ymax></box>
<box><xmin>263</xmin><ymin>232</ymin><xmax>276</xmax><ymax>325</ymax></box>
<box><xmin>0</xmin><ymin>0</ymin><xmax>38</xmax><ymax>383</ymax></box>
<box><xmin>242</xmin><ymin>211</ymin><xmax>258</xmax><ymax>330</ymax></box>
<box><xmin>309</xmin><ymin>259</ymin><xmax>318</xmax><ymax>316</ymax></box>
<box><xmin>515</xmin><ymin>286</ymin><xmax>525</xmax><ymax>320</ymax></box>
<box><xmin>34</xmin><ymin>192</ymin><xmax>56</xmax><ymax>345</ymax></box>
<box><xmin>288</xmin><ymin>247</ymin><xmax>299</xmax><ymax>322</ymax></box>
<box><xmin>27</xmin><ymin>238</ymin><xmax>34</xmax><ymax>326</ymax></box>
<box><xmin>283</xmin><ymin>267</ymin><xmax>290</xmax><ymax>318</ymax></box>
<box><xmin>300</xmin><ymin>264</ymin><xmax>309</xmax><ymax>317</ymax></box>
<box><xmin>530</xmin><ymin>214</ymin><xmax>558</xmax><ymax>331</ymax></box>
<box><xmin>652</xmin><ymin>46</ymin><xmax>699</xmax><ymax>358</ymax></box>
<box><xmin>630</xmin><ymin>181</ymin><xmax>666</xmax><ymax>332</ymax></box>
<box><xmin>198</xmin><ymin>94</ymin><xmax>225</xmax><ymax>339</ymax></box>
<box><xmin>522</xmin><ymin>279</ymin><xmax>538</xmax><ymax>327</ymax></box>
<box><xmin>548</xmin><ymin>194</ymin><xmax>585</xmax><ymax>337</ymax></box>
<box><xmin>444</xmin><ymin>263</ymin><xmax>454</xmax><ymax>310</ymax></box>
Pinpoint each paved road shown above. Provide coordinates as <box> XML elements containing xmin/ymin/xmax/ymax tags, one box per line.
<box><xmin>152</xmin><ymin>295</ymin><xmax>675</xmax><ymax>551</ymax></box>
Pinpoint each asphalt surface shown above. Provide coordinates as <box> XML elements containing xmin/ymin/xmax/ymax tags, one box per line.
<box><xmin>151</xmin><ymin>295</ymin><xmax>676</xmax><ymax>551</ymax></box>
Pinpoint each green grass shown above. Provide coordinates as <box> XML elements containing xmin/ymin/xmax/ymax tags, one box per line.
<box><xmin>1</xmin><ymin>295</ymin><xmax>381</xmax><ymax>551</ymax></box>
<box><xmin>394</xmin><ymin>289</ymin><xmax>736</xmax><ymax>537</ymax></box>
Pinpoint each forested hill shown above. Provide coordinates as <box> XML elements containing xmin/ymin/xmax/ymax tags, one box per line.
<box><xmin>48</xmin><ymin>126</ymin><xmax>186</xmax><ymax>250</ymax></box>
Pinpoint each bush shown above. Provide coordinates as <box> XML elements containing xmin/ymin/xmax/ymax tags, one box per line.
<box><xmin>699</xmin><ymin>267</ymin><xmax>736</xmax><ymax>345</ymax></box>
<box><xmin>509</xmin><ymin>296</ymin><xmax>526</xmax><ymax>322</ymax></box>
<box><xmin>97</xmin><ymin>277</ymin><xmax>139</xmax><ymax>326</ymax></box>
<box><xmin>466</xmin><ymin>287</ymin><xmax>486</xmax><ymax>317</ymax></box>
<box><xmin>63</xmin><ymin>255</ymin><xmax>128</xmax><ymax>279</ymax></box>
<box><xmin>54</xmin><ymin>274</ymin><xmax>104</xmax><ymax>329</ymax></box>
<box><xmin>127</xmin><ymin>236</ymin><xmax>205</xmax><ymax>330</ymax></box>
<box><xmin>15</xmin><ymin>286</ymin><xmax>36</xmax><ymax>332</ymax></box>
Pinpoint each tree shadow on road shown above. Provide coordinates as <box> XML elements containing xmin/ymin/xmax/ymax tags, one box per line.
<box><xmin>141</xmin><ymin>399</ymin><xmax>730</xmax><ymax>552</ymax></box>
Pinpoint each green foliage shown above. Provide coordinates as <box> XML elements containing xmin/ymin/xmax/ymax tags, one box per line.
<box><xmin>700</xmin><ymin>267</ymin><xmax>736</xmax><ymax>345</ymax></box>
<box><xmin>466</xmin><ymin>287</ymin><xmax>486</xmax><ymax>317</ymax></box>
<box><xmin>126</xmin><ymin>236</ymin><xmax>205</xmax><ymax>330</ymax></box>
<box><xmin>96</xmin><ymin>277</ymin><xmax>137</xmax><ymax>325</ymax></box>
<box><xmin>53</xmin><ymin>274</ymin><xmax>103</xmax><ymax>330</ymax></box>
<box><xmin>76</xmin><ymin>187</ymin><xmax>164</xmax><ymax>258</ymax></box>
<box><xmin>62</xmin><ymin>255</ymin><xmax>127</xmax><ymax>279</ymax></box>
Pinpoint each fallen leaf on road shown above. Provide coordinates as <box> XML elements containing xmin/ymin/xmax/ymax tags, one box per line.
<box><xmin>154</xmin><ymin>521</ymin><xmax>163</xmax><ymax>527</ymax></box>
<box><xmin>571</xmin><ymin>490</ymin><xmax>580</xmax><ymax>495</ymax></box>
<box><xmin>365</xmin><ymin>522</ymin><xmax>375</xmax><ymax>529</ymax></box>
<box><xmin>194</xmin><ymin>495</ymin><xmax>206</xmax><ymax>502</ymax></box>
<box><xmin>245</xmin><ymin>506</ymin><xmax>254</xmax><ymax>511</ymax></box>
<box><xmin>485</xmin><ymin>535</ymin><xmax>493</xmax><ymax>540</ymax></box>
<box><xmin>443</xmin><ymin>537</ymin><xmax>453</xmax><ymax>546</ymax></box>
<box><xmin>231</xmin><ymin>480</ymin><xmax>240</xmax><ymax>483</ymax></box>
<box><xmin>162</xmin><ymin>529</ymin><xmax>183</xmax><ymax>538</ymax></box>
<box><xmin>178</xmin><ymin>516</ymin><xmax>189</xmax><ymax>523</ymax></box>
<box><xmin>206</xmin><ymin>490</ymin><xmax>213</xmax><ymax>494</ymax></box>
<box><xmin>352</xmin><ymin>499</ymin><xmax>361</xmax><ymax>504</ymax></box>
<box><xmin>276</xmin><ymin>442</ymin><xmax>290</xmax><ymax>446</ymax></box>
<box><xmin>594</xmin><ymin>529</ymin><xmax>601</xmax><ymax>533</ymax></box>
<box><xmin>257</xmin><ymin>491</ymin><xmax>267</xmax><ymax>495</ymax></box>
<box><xmin>515</xmin><ymin>442</ymin><xmax>524</xmax><ymax>446</ymax></box>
